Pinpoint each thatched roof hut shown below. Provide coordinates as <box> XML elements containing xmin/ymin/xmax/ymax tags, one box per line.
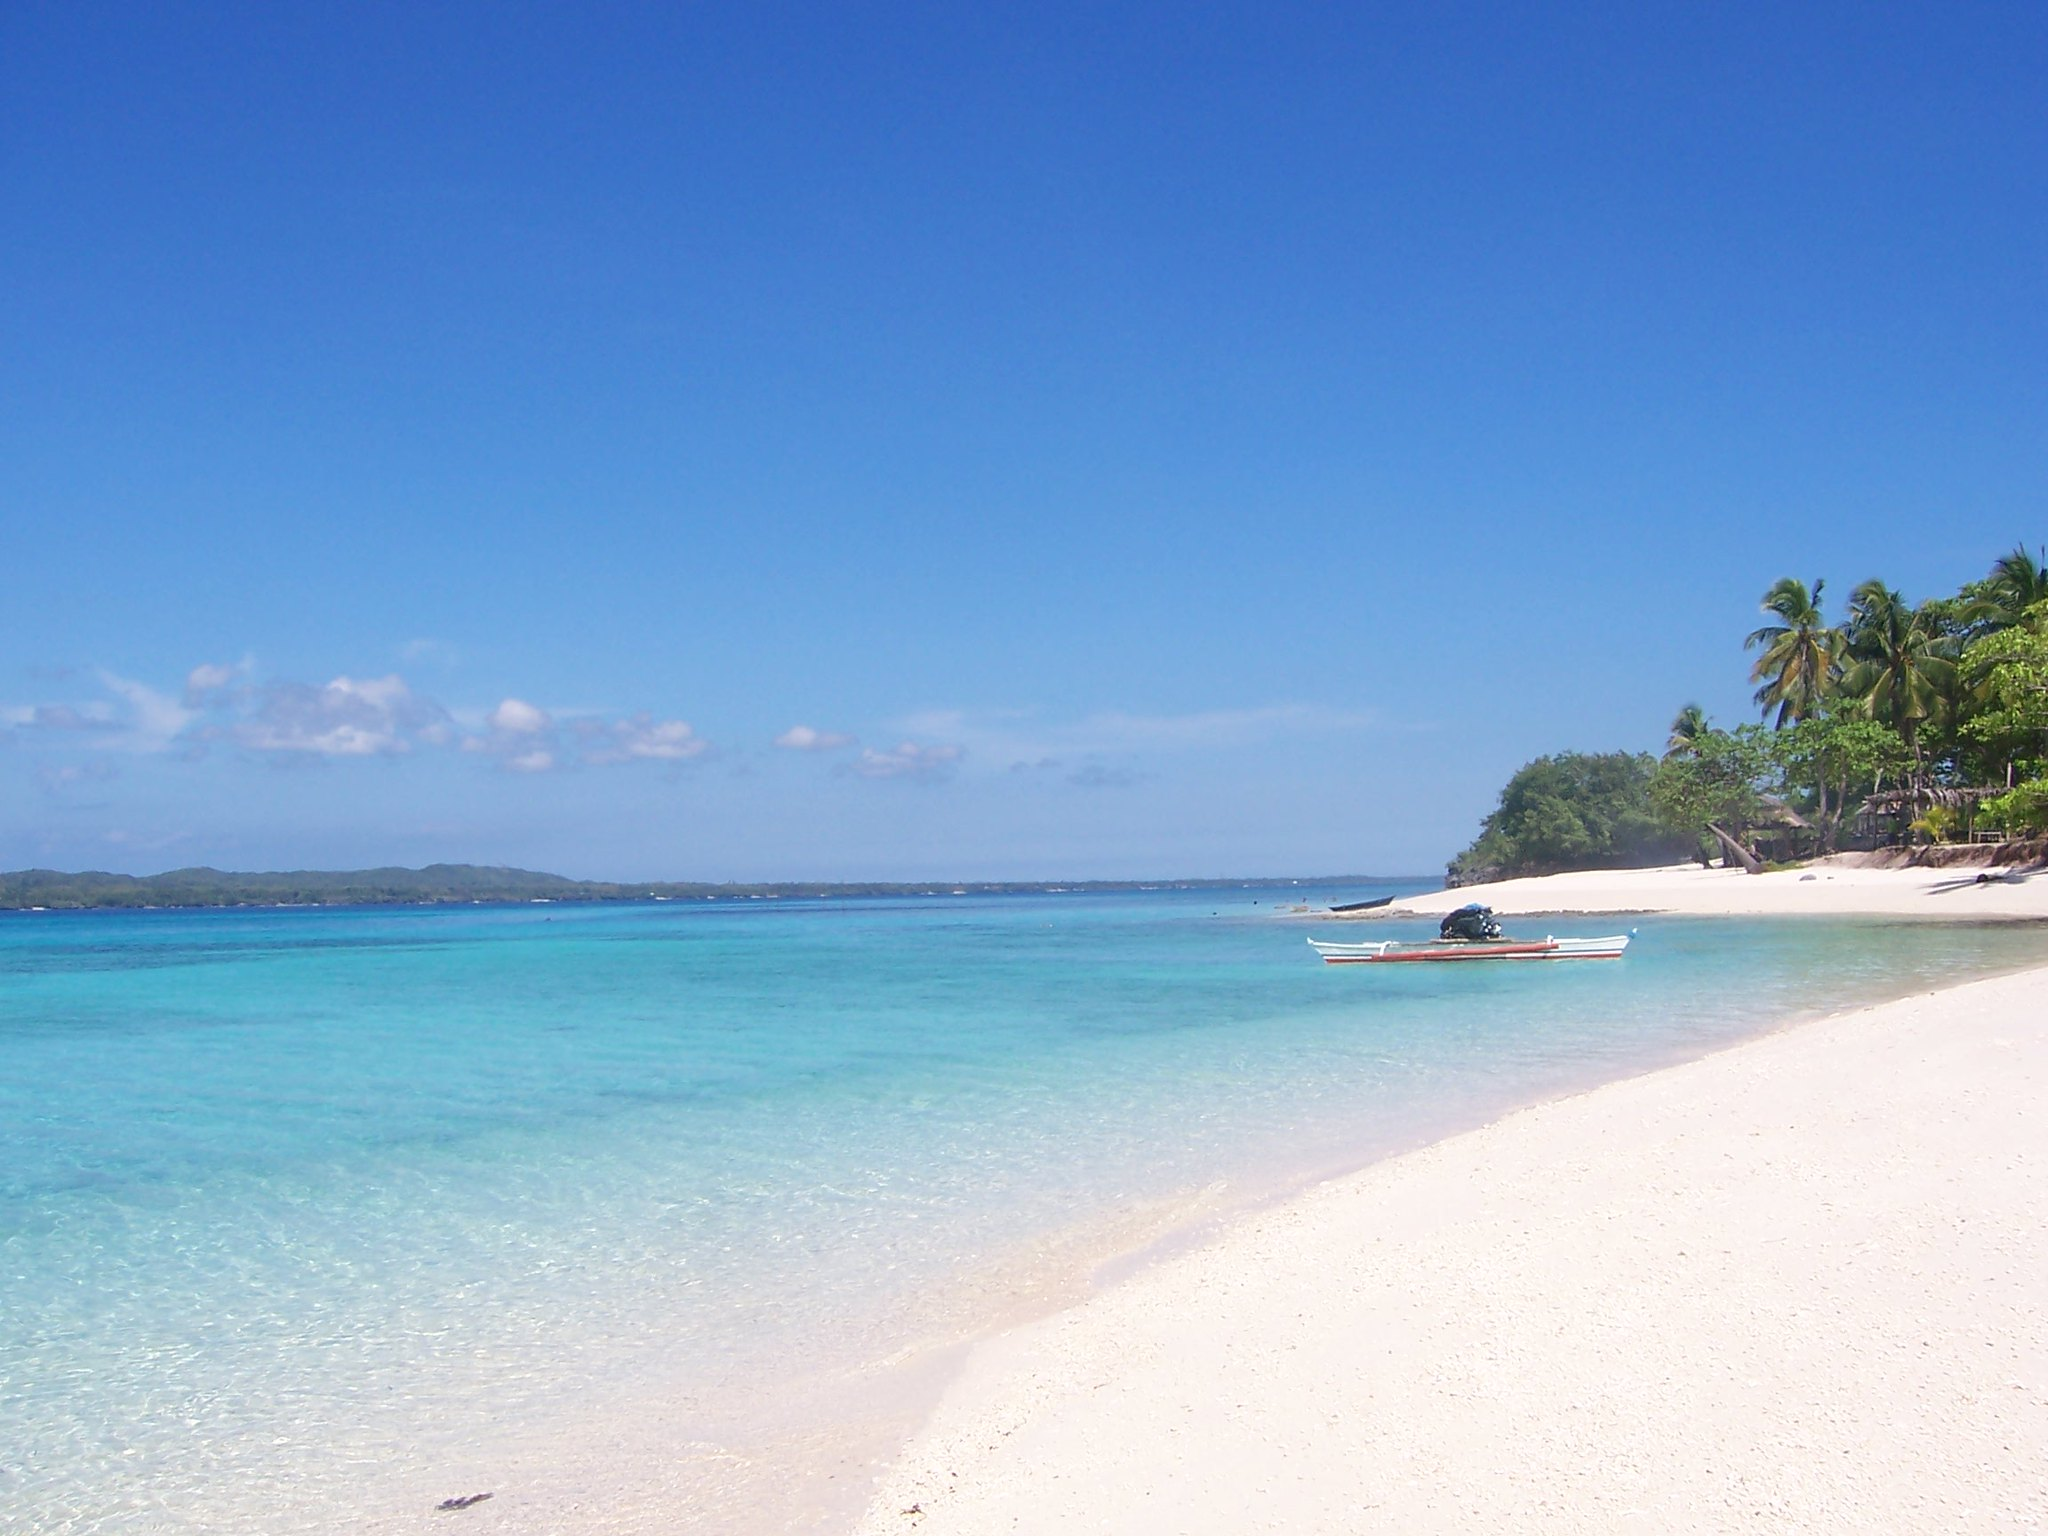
<box><xmin>1754</xmin><ymin>795</ymin><xmax>1812</xmax><ymax>830</ymax></box>
<box><xmin>1860</xmin><ymin>785</ymin><xmax>2001</xmax><ymax>818</ymax></box>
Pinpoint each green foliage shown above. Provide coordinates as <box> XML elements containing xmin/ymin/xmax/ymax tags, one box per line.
<box><xmin>1769</xmin><ymin>713</ymin><xmax>1907</xmax><ymax>794</ymax></box>
<box><xmin>1910</xmin><ymin>805</ymin><xmax>1961</xmax><ymax>843</ymax></box>
<box><xmin>1980</xmin><ymin>778</ymin><xmax>2048</xmax><ymax>836</ymax></box>
<box><xmin>1745</xmin><ymin>577</ymin><xmax>1839</xmax><ymax>727</ymax></box>
<box><xmin>1448</xmin><ymin>751</ymin><xmax>1690</xmax><ymax>883</ymax></box>
<box><xmin>1964</xmin><ymin>600</ymin><xmax>2048</xmax><ymax>729</ymax></box>
<box><xmin>1665</xmin><ymin>702</ymin><xmax>1709</xmax><ymax>758</ymax></box>
<box><xmin>1459</xmin><ymin>543</ymin><xmax>2045</xmax><ymax>875</ymax></box>
<box><xmin>1839</xmin><ymin>580</ymin><xmax>1958</xmax><ymax>758</ymax></box>
<box><xmin>1647</xmin><ymin>726</ymin><xmax>1772</xmax><ymax>843</ymax></box>
<box><xmin>0</xmin><ymin>865</ymin><xmax>597</xmax><ymax>909</ymax></box>
<box><xmin>1970</xmin><ymin>545</ymin><xmax>2048</xmax><ymax>632</ymax></box>
<box><xmin>1766</xmin><ymin>711</ymin><xmax>1909</xmax><ymax>852</ymax></box>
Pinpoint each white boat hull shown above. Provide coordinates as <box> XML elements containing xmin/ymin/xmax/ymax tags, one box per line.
<box><xmin>1308</xmin><ymin>932</ymin><xmax>1633</xmax><ymax>964</ymax></box>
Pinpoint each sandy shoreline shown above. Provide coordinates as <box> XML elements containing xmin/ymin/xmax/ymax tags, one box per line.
<box><xmin>856</xmin><ymin>962</ymin><xmax>2048</xmax><ymax>1534</ymax></box>
<box><xmin>1319</xmin><ymin>858</ymin><xmax>2048</xmax><ymax>922</ymax></box>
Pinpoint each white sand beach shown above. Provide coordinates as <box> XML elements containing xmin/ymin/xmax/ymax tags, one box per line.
<box><xmin>858</xmin><ymin>963</ymin><xmax>2048</xmax><ymax>1534</ymax></box>
<box><xmin>1355</xmin><ymin>858</ymin><xmax>2048</xmax><ymax>922</ymax></box>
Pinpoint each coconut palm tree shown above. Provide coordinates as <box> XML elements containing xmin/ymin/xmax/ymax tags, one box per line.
<box><xmin>1744</xmin><ymin>577</ymin><xmax>1840</xmax><ymax>727</ymax></box>
<box><xmin>1665</xmin><ymin>703</ymin><xmax>1710</xmax><ymax>758</ymax></box>
<box><xmin>1839</xmin><ymin>581</ymin><xmax>1957</xmax><ymax>765</ymax></box>
<box><xmin>1954</xmin><ymin>543</ymin><xmax>2048</xmax><ymax>636</ymax></box>
<box><xmin>1984</xmin><ymin>544</ymin><xmax>2048</xmax><ymax>626</ymax></box>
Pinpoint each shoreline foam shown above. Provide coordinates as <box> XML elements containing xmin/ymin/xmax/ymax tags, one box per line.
<box><xmin>857</xmin><ymin>962</ymin><xmax>2048</xmax><ymax>1534</ymax></box>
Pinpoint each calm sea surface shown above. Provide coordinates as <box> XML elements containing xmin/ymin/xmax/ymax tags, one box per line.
<box><xmin>5</xmin><ymin>888</ymin><xmax>2046</xmax><ymax>1532</ymax></box>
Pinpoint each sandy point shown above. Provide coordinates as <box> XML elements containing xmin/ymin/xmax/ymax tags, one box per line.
<box><xmin>1324</xmin><ymin>857</ymin><xmax>2048</xmax><ymax>922</ymax></box>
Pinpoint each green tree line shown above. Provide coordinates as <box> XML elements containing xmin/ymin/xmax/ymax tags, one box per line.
<box><xmin>1451</xmin><ymin>545</ymin><xmax>2048</xmax><ymax>882</ymax></box>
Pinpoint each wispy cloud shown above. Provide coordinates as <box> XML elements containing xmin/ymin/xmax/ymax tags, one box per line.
<box><xmin>1074</xmin><ymin>702</ymin><xmax>1381</xmax><ymax>749</ymax></box>
<box><xmin>1067</xmin><ymin>762</ymin><xmax>1146</xmax><ymax>789</ymax></box>
<box><xmin>99</xmin><ymin>672</ymin><xmax>198</xmax><ymax>753</ymax></box>
<box><xmin>846</xmin><ymin>741</ymin><xmax>964</xmax><ymax>780</ymax></box>
<box><xmin>10</xmin><ymin>702</ymin><xmax>117</xmax><ymax>733</ymax></box>
<box><xmin>183</xmin><ymin>660</ymin><xmax>244</xmax><ymax>704</ymax></box>
<box><xmin>399</xmin><ymin>637</ymin><xmax>461</xmax><ymax>666</ymax></box>
<box><xmin>5</xmin><ymin>668</ymin><xmax>717</xmax><ymax>773</ymax></box>
<box><xmin>99</xmin><ymin>826</ymin><xmax>192</xmax><ymax>853</ymax></box>
<box><xmin>774</xmin><ymin>724</ymin><xmax>854</xmax><ymax>751</ymax></box>
<box><xmin>896</xmin><ymin>702</ymin><xmax>1382</xmax><ymax>769</ymax></box>
<box><xmin>1004</xmin><ymin>754</ymin><xmax>1144</xmax><ymax>788</ymax></box>
<box><xmin>2</xmin><ymin>672</ymin><xmax>198</xmax><ymax>753</ymax></box>
<box><xmin>39</xmin><ymin>760</ymin><xmax>118</xmax><ymax>797</ymax></box>
<box><xmin>764</xmin><ymin>701</ymin><xmax>1379</xmax><ymax>789</ymax></box>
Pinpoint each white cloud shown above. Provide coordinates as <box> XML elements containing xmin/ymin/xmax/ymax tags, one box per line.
<box><xmin>182</xmin><ymin>656</ymin><xmax>257</xmax><ymax>707</ymax></box>
<box><xmin>233</xmin><ymin>674</ymin><xmax>445</xmax><ymax>757</ymax></box>
<box><xmin>184</xmin><ymin>662</ymin><xmax>238</xmax><ymax>698</ymax></box>
<box><xmin>97</xmin><ymin>673</ymin><xmax>198</xmax><ymax>753</ymax></box>
<box><xmin>848</xmin><ymin>741</ymin><xmax>964</xmax><ymax>780</ymax></box>
<box><xmin>487</xmin><ymin>697</ymin><xmax>551</xmax><ymax>734</ymax></box>
<box><xmin>585</xmin><ymin>714</ymin><xmax>707</xmax><ymax>764</ymax></box>
<box><xmin>7</xmin><ymin>667</ymin><xmax>432</xmax><ymax>758</ymax></box>
<box><xmin>466</xmin><ymin>704</ymin><xmax>706</xmax><ymax>771</ymax></box>
<box><xmin>466</xmin><ymin>696</ymin><xmax>561</xmax><ymax>770</ymax></box>
<box><xmin>774</xmin><ymin>724</ymin><xmax>854</xmax><ymax>751</ymax></box>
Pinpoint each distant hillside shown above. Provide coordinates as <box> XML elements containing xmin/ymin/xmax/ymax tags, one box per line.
<box><xmin>0</xmin><ymin>864</ymin><xmax>593</xmax><ymax>909</ymax></box>
<box><xmin>0</xmin><ymin>865</ymin><xmax>1390</xmax><ymax>910</ymax></box>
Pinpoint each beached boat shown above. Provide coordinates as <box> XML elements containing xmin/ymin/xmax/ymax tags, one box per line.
<box><xmin>1308</xmin><ymin>932</ymin><xmax>1633</xmax><ymax>963</ymax></box>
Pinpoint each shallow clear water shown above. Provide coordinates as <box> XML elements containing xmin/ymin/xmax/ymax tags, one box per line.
<box><xmin>3</xmin><ymin>890</ymin><xmax>2045</xmax><ymax>1532</ymax></box>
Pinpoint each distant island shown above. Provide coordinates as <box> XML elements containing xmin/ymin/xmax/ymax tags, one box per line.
<box><xmin>0</xmin><ymin>865</ymin><xmax>1391</xmax><ymax>911</ymax></box>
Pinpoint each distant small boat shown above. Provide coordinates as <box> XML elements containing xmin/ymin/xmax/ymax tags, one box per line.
<box><xmin>1328</xmin><ymin>895</ymin><xmax>1397</xmax><ymax>912</ymax></box>
<box><xmin>1307</xmin><ymin>932</ymin><xmax>1633</xmax><ymax>964</ymax></box>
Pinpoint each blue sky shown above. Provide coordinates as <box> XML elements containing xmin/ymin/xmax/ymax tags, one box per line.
<box><xmin>3</xmin><ymin>2</ymin><xmax>2043</xmax><ymax>879</ymax></box>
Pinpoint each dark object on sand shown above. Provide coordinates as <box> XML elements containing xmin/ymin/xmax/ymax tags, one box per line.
<box><xmin>437</xmin><ymin>1493</ymin><xmax>493</xmax><ymax>1511</ymax></box>
<box><xmin>1929</xmin><ymin>868</ymin><xmax>2035</xmax><ymax>894</ymax></box>
<box><xmin>1330</xmin><ymin>895</ymin><xmax>1396</xmax><ymax>912</ymax></box>
<box><xmin>1439</xmin><ymin>904</ymin><xmax>1504</xmax><ymax>941</ymax></box>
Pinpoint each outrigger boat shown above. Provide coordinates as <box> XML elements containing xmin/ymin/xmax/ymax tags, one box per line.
<box><xmin>1328</xmin><ymin>894</ymin><xmax>1398</xmax><ymax>912</ymax></box>
<box><xmin>1307</xmin><ymin>903</ymin><xmax>1633</xmax><ymax>964</ymax></box>
<box><xmin>1309</xmin><ymin>933</ymin><xmax>1632</xmax><ymax>963</ymax></box>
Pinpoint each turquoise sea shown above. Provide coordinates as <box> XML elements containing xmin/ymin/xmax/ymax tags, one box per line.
<box><xmin>5</xmin><ymin>889</ymin><xmax>2047</xmax><ymax>1533</ymax></box>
